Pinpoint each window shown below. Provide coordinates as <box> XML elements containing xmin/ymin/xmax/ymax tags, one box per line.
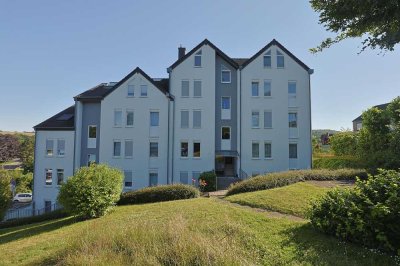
<box><xmin>252</xmin><ymin>142</ymin><xmax>260</xmax><ymax>158</ymax></box>
<box><xmin>193</xmin><ymin>110</ymin><xmax>201</xmax><ymax>128</ymax></box>
<box><xmin>124</xmin><ymin>170</ymin><xmax>133</xmax><ymax>187</ymax></box>
<box><xmin>150</xmin><ymin>142</ymin><xmax>158</xmax><ymax>157</ymax></box>
<box><xmin>264</xmin><ymin>111</ymin><xmax>272</xmax><ymax>128</ymax></box>
<box><xmin>140</xmin><ymin>84</ymin><xmax>147</xmax><ymax>97</ymax></box>
<box><xmin>288</xmin><ymin>81</ymin><xmax>296</xmax><ymax>95</ymax></box>
<box><xmin>57</xmin><ymin>169</ymin><xmax>64</xmax><ymax>185</ymax></box>
<box><xmin>192</xmin><ymin>172</ymin><xmax>200</xmax><ymax>185</ymax></box>
<box><xmin>89</xmin><ymin>126</ymin><xmax>97</xmax><ymax>139</ymax></box>
<box><xmin>44</xmin><ymin>200</ymin><xmax>52</xmax><ymax>213</ymax></box>
<box><xmin>45</xmin><ymin>169</ymin><xmax>52</xmax><ymax>186</ymax></box>
<box><xmin>114</xmin><ymin>110</ymin><xmax>122</xmax><ymax>127</ymax></box>
<box><xmin>125</xmin><ymin>140</ymin><xmax>133</xmax><ymax>158</ymax></box>
<box><xmin>264</xmin><ymin>143</ymin><xmax>272</xmax><ymax>158</ymax></box>
<box><xmin>181</xmin><ymin>80</ymin><xmax>189</xmax><ymax>97</ymax></box>
<box><xmin>150</xmin><ymin>111</ymin><xmax>159</xmax><ymax>127</ymax></box>
<box><xmin>263</xmin><ymin>50</ymin><xmax>271</xmax><ymax>68</ymax></box>
<box><xmin>289</xmin><ymin>113</ymin><xmax>298</xmax><ymax>128</ymax></box>
<box><xmin>277</xmin><ymin>50</ymin><xmax>284</xmax><ymax>68</ymax></box>
<box><xmin>222</xmin><ymin>97</ymin><xmax>230</xmax><ymax>109</ymax></box>
<box><xmin>221</xmin><ymin>65</ymin><xmax>231</xmax><ymax>83</ymax></box>
<box><xmin>113</xmin><ymin>140</ymin><xmax>121</xmax><ymax>157</ymax></box>
<box><xmin>251</xmin><ymin>81</ymin><xmax>259</xmax><ymax>97</ymax></box>
<box><xmin>181</xmin><ymin>110</ymin><xmax>189</xmax><ymax>128</ymax></box>
<box><xmin>126</xmin><ymin>110</ymin><xmax>134</xmax><ymax>127</ymax></box>
<box><xmin>181</xmin><ymin>142</ymin><xmax>188</xmax><ymax>157</ymax></box>
<box><xmin>193</xmin><ymin>142</ymin><xmax>201</xmax><ymax>157</ymax></box>
<box><xmin>222</xmin><ymin>127</ymin><xmax>230</xmax><ymax>140</ymax></box>
<box><xmin>252</xmin><ymin>111</ymin><xmax>260</xmax><ymax>128</ymax></box>
<box><xmin>87</xmin><ymin>154</ymin><xmax>96</xmax><ymax>166</ymax></box>
<box><xmin>46</xmin><ymin>139</ymin><xmax>53</xmax><ymax>156</ymax></box>
<box><xmin>57</xmin><ymin>139</ymin><xmax>65</xmax><ymax>156</ymax></box>
<box><xmin>264</xmin><ymin>80</ymin><xmax>271</xmax><ymax>96</ymax></box>
<box><xmin>289</xmin><ymin>143</ymin><xmax>298</xmax><ymax>159</ymax></box>
<box><xmin>194</xmin><ymin>50</ymin><xmax>202</xmax><ymax>67</ymax></box>
<box><xmin>180</xmin><ymin>171</ymin><xmax>189</xmax><ymax>184</ymax></box>
<box><xmin>221</xmin><ymin>97</ymin><xmax>231</xmax><ymax>120</ymax></box>
<box><xmin>127</xmin><ymin>85</ymin><xmax>134</xmax><ymax>97</ymax></box>
<box><xmin>149</xmin><ymin>172</ymin><xmax>158</xmax><ymax>186</ymax></box>
<box><xmin>194</xmin><ymin>80</ymin><xmax>202</xmax><ymax>97</ymax></box>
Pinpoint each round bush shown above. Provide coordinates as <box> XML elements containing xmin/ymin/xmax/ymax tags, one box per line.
<box><xmin>58</xmin><ymin>164</ymin><xmax>123</xmax><ymax>218</ymax></box>
<box><xmin>198</xmin><ymin>171</ymin><xmax>217</xmax><ymax>192</ymax></box>
<box><xmin>118</xmin><ymin>184</ymin><xmax>200</xmax><ymax>205</ymax></box>
<box><xmin>309</xmin><ymin>169</ymin><xmax>400</xmax><ymax>255</ymax></box>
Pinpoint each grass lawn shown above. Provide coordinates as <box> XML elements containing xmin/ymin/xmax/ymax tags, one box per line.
<box><xmin>225</xmin><ymin>182</ymin><xmax>333</xmax><ymax>218</ymax></box>
<box><xmin>0</xmin><ymin>198</ymin><xmax>395</xmax><ymax>265</ymax></box>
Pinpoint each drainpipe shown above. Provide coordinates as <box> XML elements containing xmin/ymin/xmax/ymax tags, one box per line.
<box><xmin>167</xmin><ymin>94</ymin><xmax>170</xmax><ymax>184</ymax></box>
<box><xmin>32</xmin><ymin>129</ymin><xmax>37</xmax><ymax>215</ymax></box>
<box><xmin>239</xmin><ymin>66</ymin><xmax>243</xmax><ymax>178</ymax></box>
<box><xmin>308</xmin><ymin>69</ymin><xmax>314</xmax><ymax>169</ymax></box>
<box><xmin>167</xmin><ymin>67</ymin><xmax>175</xmax><ymax>184</ymax></box>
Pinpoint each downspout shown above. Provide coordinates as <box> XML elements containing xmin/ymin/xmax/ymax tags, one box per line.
<box><xmin>73</xmin><ymin>100</ymin><xmax>77</xmax><ymax>172</ymax></box>
<box><xmin>239</xmin><ymin>66</ymin><xmax>242</xmax><ymax>177</ymax></box>
<box><xmin>32</xmin><ymin>129</ymin><xmax>37</xmax><ymax>215</ymax></box>
<box><xmin>167</xmin><ymin>94</ymin><xmax>170</xmax><ymax>184</ymax></box>
<box><xmin>308</xmin><ymin>69</ymin><xmax>314</xmax><ymax>169</ymax></box>
<box><xmin>167</xmin><ymin>67</ymin><xmax>175</xmax><ymax>184</ymax></box>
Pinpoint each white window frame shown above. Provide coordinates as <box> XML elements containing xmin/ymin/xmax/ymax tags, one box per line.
<box><xmin>289</xmin><ymin>143</ymin><xmax>298</xmax><ymax>159</ymax></box>
<box><xmin>127</xmin><ymin>85</ymin><xmax>135</xmax><ymax>97</ymax></box>
<box><xmin>56</xmin><ymin>169</ymin><xmax>64</xmax><ymax>186</ymax></box>
<box><xmin>251</xmin><ymin>81</ymin><xmax>259</xmax><ymax>97</ymax></box>
<box><xmin>194</xmin><ymin>50</ymin><xmax>202</xmax><ymax>67</ymax></box>
<box><xmin>221</xmin><ymin>96</ymin><xmax>231</xmax><ymax>120</ymax></box>
<box><xmin>263</xmin><ymin>50</ymin><xmax>272</xmax><ymax>68</ymax></box>
<box><xmin>114</xmin><ymin>109</ymin><xmax>123</xmax><ymax>127</ymax></box>
<box><xmin>150</xmin><ymin>111</ymin><xmax>160</xmax><ymax>127</ymax></box>
<box><xmin>124</xmin><ymin>139</ymin><xmax>133</xmax><ymax>158</ymax></box>
<box><xmin>221</xmin><ymin>126</ymin><xmax>231</xmax><ymax>140</ymax></box>
<box><xmin>264</xmin><ymin>110</ymin><xmax>272</xmax><ymax>129</ymax></box>
<box><xmin>288</xmin><ymin>81</ymin><xmax>297</xmax><ymax>96</ymax></box>
<box><xmin>113</xmin><ymin>140</ymin><xmax>122</xmax><ymax>158</ymax></box>
<box><xmin>277</xmin><ymin>50</ymin><xmax>285</xmax><ymax>68</ymax></box>
<box><xmin>88</xmin><ymin>125</ymin><xmax>97</xmax><ymax>149</ymax></box>
<box><xmin>264</xmin><ymin>79</ymin><xmax>272</xmax><ymax>97</ymax></box>
<box><xmin>45</xmin><ymin>168</ymin><xmax>52</xmax><ymax>186</ymax></box>
<box><xmin>252</xmin><ymin>141</ymin><xmax>260</xmax><ymax>159</ymax></box>
<box><xmin>87</xmin><ymin>154</ymin><xmax>96</xmax><ymax>166</ymax></box>
<box><xmin>289</xmin><ymin>112</ymin><xmax>298</xmax><ymax>128</ymax></box>
<box><xmin>193</xmin><ymin>80</ymin><xmax>202</xmax><ymax>97</ymax></box>
<box><xmin>124</xmin><ymin>170</ymin><xmax>133</xmax><ymax>188</ymax></box>
<box><xmin>140</xmin><ymin>84</ymin><xmax>148</xmax><ymax>97</ymax></box>
<box><xmin>221</xmin><ymin>65</ymin><xmax>231</xmax><ymax>83</ymax></box>
<box><xmin>126</xmin><ymin>109</ymin><xmax>134</xmax><ymax>127</ymax></box>
<box><xmin>180</xmin><ymin>171</ymin><xmax>189</xmax><ymax>184</ymax></box>
<box><xmin>193</xmin><ymin>141</ymin><xmax>201</xmax><ymax>158</ymax></box>
<box><xmin>180</xmin><ymin>140</ymin><xmax>189</xmax><ymax>158</ymax></box>
<box><xmin>149</xmin><ymin>141</ymin><xmax>159</xmax><ymax>158</ymax></box>
<box><xmin>56</xmin><ymin>139</ymin><xmax>65</xmax><ymax>157</ymax></box>
<box><xmin>264</xmin><ymin>142</ymin><xmax>272</xmax><ymax>159</ymax></box>
<box><xmin>193</xmin><ymin>110</ymin><xmax>202</xmax><ymax>129</ymax></box>
<box><xmin>181</xmin><ymin>110</ymin><xmax>189</xmax><ymax>129</ymax></box>
<box><xmin>252</xmin><ymin>110</ymin><xmax>260</xmax><ymax>128</ymax></box>
<box><xmin>149</xmin><ymin>170</ymin><xmax>158</xmax><ymax>187</ymax></box>
<box><xmin>46</xmin><ymin>139</ymin><xmax>54</xmax><ymax>157</ymax></box>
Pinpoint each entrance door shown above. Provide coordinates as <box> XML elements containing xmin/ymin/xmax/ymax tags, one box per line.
<box><xmin>224</xmin><ymin>157</ymin><xmax>234</xmax><ymax>176</ymax></box>
<box><xmin>221</xmin><ymin>127</ymin><xmax>231</xmax><ymax>150</ymax></box>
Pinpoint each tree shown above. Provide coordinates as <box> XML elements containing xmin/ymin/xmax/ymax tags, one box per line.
<box><xmin>0</xmin><ymin>170</ymin><xmax>12</xmax><ymax>220</ymax></box>
<box><xmin>0</xmin><ymin>134</ymin><xmax>20</xmax><ymax>163</ymax></box>
<box><xmin>58</xmin><ymin>164</ymin><xmax>123</xmax><ymax>218</ymax></box>
<box><xmin>329</xmin><ymin>131</ymin><xmax>358</xmax><ymax>156</ymax></box>
<box><xmin>19</xmin><ymin>135</ymin><xmax>34</xmax><ymax>174</ymax></box>
<box><xmin>310</xmin><ymin>0</ymin><xmax>400</xmax><ymax>53</ymax></box>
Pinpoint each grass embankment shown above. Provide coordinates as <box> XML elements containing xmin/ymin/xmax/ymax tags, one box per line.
<box><xmin>226</xmin><ymin>182</ymin><xmax>331</xmax><ymax>218</ymax></box>
<box><xmin>0</xmin><ymin>198</ymin><xmax>395</xmax><ymax>265</ymax></box>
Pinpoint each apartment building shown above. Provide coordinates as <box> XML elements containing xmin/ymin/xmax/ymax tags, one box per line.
<box><xmin>33</xmin><ymin>39</ymin><xmax>313</xmax><ymax>210</ymax></box>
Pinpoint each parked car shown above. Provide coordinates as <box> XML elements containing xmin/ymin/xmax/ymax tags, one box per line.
<box><xmin>13</xmin><ymin>193</ymin><xmax>32</xmax><ymax>203</ymax></box>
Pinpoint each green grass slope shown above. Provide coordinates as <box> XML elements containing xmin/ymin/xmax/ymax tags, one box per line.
<box><xmin>0</xmin><ymin>198</ymin><xmax>395</xmax><ymax>265</ymax></box>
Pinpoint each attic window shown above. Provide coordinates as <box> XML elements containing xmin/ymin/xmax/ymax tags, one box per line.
<box><xmin>263</xmin><ymin>50</ymin><xmax>271</xmax><ymax>68</ymax></box>
<box><xmin>221</xmin><ymin>65</ymin><xmax>231</xmax><ymax>83</ymax></box>
<box><xmin>194</xmin><ymin>50</ymin><xmax>202</xmax><ymax>67</ymax></box>
<box><xmin>277</xmin><ymin>50</ymin><xmax>284</xmax><ymax>68</ymax></box>
<box><xmin>56</xmin><ymin>114</ymin><xmax>73</xmax><ymax>121</ymax></box>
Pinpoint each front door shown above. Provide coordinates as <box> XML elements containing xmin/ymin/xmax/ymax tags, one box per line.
<box><xmin>224</xmin><ymin>157</ymin><xmax>234</xmax><ymax>176</ymax></box>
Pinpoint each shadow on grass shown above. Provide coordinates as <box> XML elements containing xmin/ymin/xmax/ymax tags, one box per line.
<box><xmin>0</xmin><ymin>216</ymin><xmax>79</xmax><ymax>245</ymax></box>
<box><xmin>281</xmin><ymin>223</ymin><xmax>395</xmax><ymax>266</ymax></box>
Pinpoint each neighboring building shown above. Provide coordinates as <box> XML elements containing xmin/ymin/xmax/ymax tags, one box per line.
<box><xmin>33</xmin><ymin>39</ymin><xmax>314</xmax><ymax>210</ymax></box>
<box><xmin>352</xmin><ymin>103</ymin><xmax>389</xmax><ymax>131</ymax></box>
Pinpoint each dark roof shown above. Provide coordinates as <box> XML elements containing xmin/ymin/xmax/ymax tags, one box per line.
<box><xmin>169</xmin><ymin>39</ymin><xmax>239</xmax><ymax>70</ymax></box>
<box><xmin>34</xmin><ymin>105</ymin><xmax>75</xmax><ymax>131</ymax></box>
<box><xmin>240</xmin><ymin>39</ymin><xmax>311</xmax><ymax>71</ymax></box>
<box><xmin>74</xmin><ymin>67</ymin><xmax>170</xmax><ymax>101</ymax></box>
<box><xmin>232</xmin><ymin>58</ymin><xmax>249</xmax><ymax>67</ymax></box>
<box><xmin>352</xmin><ymin>103</ymin><xmax>390</xmax><ymax>122</ymax></box>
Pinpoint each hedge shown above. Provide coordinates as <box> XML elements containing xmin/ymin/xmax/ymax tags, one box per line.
<box><xmin>226</xmin><ymin>169</ymin><xmax>368</xmax><ymax>196</ymax></box>
<box><xmin>118</xmin><ymin>184</ymin><xmax>200</xmax><ymax>205</ymax></box>
<box><xmin>313</xmin><ymin>156</ymin><xmax>364</xmax><ymax>170</ymax></box>
<box><xmin>0</xmin><ymin>209</ymin><xmax>68</xmax><ymax>229</ymax></box>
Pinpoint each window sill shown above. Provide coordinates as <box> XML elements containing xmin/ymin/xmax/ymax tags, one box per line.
<box><xmin>56</xmin><ymin>155</ymin><xmax>65</xmax><ymax>158</ymax></box>
<box><xmin>124</xmin><ymin>156</ymin><xmax>133</xmax><ymax>159</ymax></box>
<box><xmin>251</xmin><ymin>158</ymin><xmax>261</xmax><ymax>160</ymax></box>
<box><xmin>139</xmin><ymin>96</ymin><xmax>148</xmax><ymax>98</ymax></box>
<box><xmin>277</xmin><ymin>67</ymin><xmax>285</xmax><ymax>69</ymax></box>
<box><xmin>194</xmin><ymin>66</ymin><xmax>202</xmax><ymax>68</ymax></box>
<box><xmin>113</xmin><ymin>156</ymin><xmax>121</xmax><ymax>159</ymax></box>
<box><xmin>263</xmin><ymin>66</ymin><xmax>272</xmax><ymax>69</ymax></box>
<box><xmin>45</xmin><ymin>155</ymin><xmax>54</xmax><ymax>158</ymax></box>
<box><xmin>221</xmin><ymin>81</ymin><xmax>231</xmax><ymax>84</ymax></box>
<box><xmin>149</xmin><ymin>156</ymin><xmax>159</xmax><ymax>159</ymax></box>
<box><xmin>180</xmin><ymin>157</ymin><xmax>189</xmax><ymax>160</ymax></box>
<box><xmin>264</xmin><ymin>158</ymin><xmax>273</xmax><ymax>160</ymax></box>
<box><xmin>192</xmin><ymin>157</ymin><xmax>201</xmax><ymax>160</ymax></box>
<box><xmin>113</xmin><ymin>126</ymin><xmax>122</xmax><ymax>128</ymax></box>
<box><xmin>251</xmin><ymin>96</ymin><xmax>260</xmax><ymax>98</ymax></box>
<box><xmin>252</xmin><ymin>127</ymin><xmax>260</xmax><ymax>129</ymax></box>
<box><xmin>127</xmin><ymin>96</ymin><xmax>135</xmax><ymax>98</ymax></box>
<box><xmin>264</xmin><ymin>96</ymin><xmax>273</xmax><ymax>98</ymax></box>
<box><xmin>264</xmin><ymin>127</ymin><xmax>273</xmax><ymax>129</ymax></box>
<box><xmin>44</xmin><ymin>185</ymin><xmax>53</xmax><ymax>187</ymax></box>
<box><xmin>193</xmin><ymin>127</ymin><xmax>201</xmax><ymax>129</ymax></box>
<box><xmin>193</xmin><ymin>96</ymin><xmax>202</xmax><ymax>98</ymax></box>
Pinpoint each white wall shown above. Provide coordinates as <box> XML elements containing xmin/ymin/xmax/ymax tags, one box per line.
<box><xmin>99</xmin><ymin>73</ymin><xmax>169</xmax><ymax>190</ymax></box>
<box><xmin>33</xmin><ymin>130</ymin><xmax>75</xmax><ymax>210</ymax></box>
<box><xmin>170</xmin><ymin>44</ymin><xmax>216</xmax><ymax>184</ymax></box>
<box><xmin>240</xmin><ymin>45</ymin><xmax>311</xmax><ymax>176</ymax></box>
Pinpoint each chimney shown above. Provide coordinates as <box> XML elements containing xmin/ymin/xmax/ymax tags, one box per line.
<box><xmin>178</xmin><ymin>45</ymin><xmax>186</xmax><ymax>59</ymax></box>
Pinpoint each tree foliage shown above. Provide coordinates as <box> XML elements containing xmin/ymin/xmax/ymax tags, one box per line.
<box><xmin>58</xmin><ymin>164</ymin><xmax>123</xmax><ymax>219</ymax></box>
<box><xmin>19</xmin><ymin>135</ymin><xmax>34</xmax><ymax>174</ymax></box>
<box><xmin>0</xmin><ymin>134</ymin><xmax>20</xmax><ymax>163</ymax></box>
<box><xmin>0</xmin><ymin>170</ymin><xmax>12</xmax><ymax>220</ymax></box>
<box><xmin>310</xmin><ymin>0</ymin><xmax>400</xmax><ymax>53</ymax></box>
<box><xmin>329</xmin><ymin>131</ymin><xmax>358</xmax><ymax>156</ymax></box>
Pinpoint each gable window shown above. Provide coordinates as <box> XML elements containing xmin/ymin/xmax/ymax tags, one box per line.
<box><xmin>264</xmin><ymin>142</ymin><xmax>272</xmax><ymax>158</ymax></box>
<box><xmin>193</xmin><ymin>142</ymin><xmax>201</xmax><ymax>158</ymax></box>
<box><xmin>124</xmin><ymin>170</ymin><xmax>133</xmax><ymax>188</ymax></box>
<box><xmin>193</xmin><ymin>110</ymin><xmax>201</xmax><ymax>128</ymax></box>
<box><xmin>140</xmin><ymin>85</ymin><xmax>148</xmax><ymax>97</ymax></box>
<box><xmin>46</xmin><ymin>139</ymin><xmax>54</xmax><ymax>156</ymax></box>
<box><xmin>88</xmin><ymin>125</ymin><xmax>97</xmax><ymax>148</ymax></box>
<box><xmin>149</xmin><ymin>172</ymin><xmax>158</xmax><ymax>186</ymax></box>
<box><xmin>180</xmin><ymin>141</ymin><xmax>188</xmax><ymax>157</ymax></box>
<box><xmin>289</xmin><ymin>113</ymin><xmax>297</xmax><ymax>128</ymax></box>
<box><xmin>113</xmin><ymin>140</ymin><xmax>121</xmax><ymax>157</ymax></box>
<box><xmin>181</xmin><ymin>110</ymin><xmax>189</xmax><ymax>128</ymax></box>
<box><xmin>150</xmin><ymin>142</ymin><xmax>158</xmax><ymax>157</ymax></box>
<box><xmin>124</xmin><ymin>140</ymin><xmax>133</xmax><ymax>158</ymax></box>
<box><xmin>45</xmin><ymin>169</ymin><xmax>52</xmax><ymax>186</ymax></box>
<box><xmin>57</xmin><ymin>139</ymin><xmax>65</xmax><ymax>156</ymax></box>
<box><xmin>180</xmin><ymin>171</ymin><xmax>189</xmax><ymax>184</ymax></box>
<box><xmin>252</xmin><ymin>142</ymin><xmax>260</xmax><ymax>159</ymax></box>
<box><xmin>221</xmin><ymin>65</ymin><xmax>231</xmax><ymax>83</ymax></box>
<box><xmin>127</xmin><ymin>85</ymin><xmax>134</xmax><ymax>97</ymax></box>
<box><xmin>264</xmin><ymin>111</ymin><xmax>272</xmax><ymax>128</ymax></box>
<box><xmin>194</xmin><ymin>50</ymin><xmax>202</xmax><ymax>67</ymax></box>
<box><xmin>114</xmin><ymin>110</ymin><xmax>122</xmax><ymax>127</ymax></box>
<box><xmin>181</xmin><ymin>80</ymin><xmax>189</xmax><ymax>97</ymax></box>
<box><xmin>277</xmin><ymin>50</ymin><xmax>284</xmax><ymax>68</ymax></box>
<box><xmin>288</xmin><ymin>81</ymin><xmax>296</xmax><ymax>95</ymax></box>
<box><xmin>194</xmin><ymin>80</ymin><xmax>202</xmax><ymax>97</ymax></box>
<box><xmin>126</xmin><ymin>110</ymin><xmax>134</xmax><ymax>127</ymax></box>
<box><xmin>150</xmin><ymin>111</ymin><xmax>159</xmax><ymax>127</ymax></box>
<box><xmin>289</xmin><ymin>143</ymin><xmax>298</xmax><ymax>159</ymax></box>
<box><xmin>87</xmin><ymin>154</ymin><xmax>96</xmax><ymax>166</ymax></box>
<box><xmin>264</xmin><ymin>80</ymin><xmax>271</xmax><ymax>97</ymax></box>
<box><xmin>57</xmin><ymin>169</ymin><xmax>64</xmax><ymax>185</ymax></box>
<box><xmin>251</xmin><ymin>81</ymin><xmax>259</xmax><ymax>97</ymax></box>
<box><xmin>263</xmin><ymin>50</ymin><xmax>271</xmax><ymax>68</ymax></box>
<box><xmin>252</xmin><ymin>111</ymin><xmax>260</xmax><ymax>128</ymax></box>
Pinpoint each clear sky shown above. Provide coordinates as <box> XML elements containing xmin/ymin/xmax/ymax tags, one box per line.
<box><xmin>0</xmin><ymin>0</ymin><xmax>399</xmax><ymax>132</ymax></box>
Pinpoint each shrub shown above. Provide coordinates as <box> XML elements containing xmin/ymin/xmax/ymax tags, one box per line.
<box><xmin>0</xmin><ymin>209</ymin><xmax>68</xmax><ymax>229</ymax></box>
<box><xmin>118</xmin><ymin>184</ymin><xmax>199</xmax><ymax>205</ymax></box>
<box><xmin>330</xmin><ymin>131</ymin><xmax>358</xmax><ymax>156</ymax></box>
<box><xmin>58</xmin><ymin>164</ymin><xmax>123</xmax><ymax>219</ymax></box>
<box><xmin>0</xmin><ymin>170</ymin><xmax>12</xmax><ymax>220</ymax></box>
<box><xmin>226</xmin><ymin>169</ymin><xmax>367</xmax><ymax>196</ymax></box>
<box><xmin>198</xmin><ymin>171</ymin><xmax>217</xmax><ymax>192</ymax></box>
<box><xmin>309</xmin><ymin>169</ymin><xmax>400</xmax><ymax>255</ymax></box>
<box><xmin>313</xmin><ymin>156</ymin><xmax>364</xmax><ymax>169</ymax></box>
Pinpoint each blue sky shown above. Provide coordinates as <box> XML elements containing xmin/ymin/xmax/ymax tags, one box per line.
<box><xmin>0</xmin><ymin>0</ymin><xmax>399</xmax><ymax>132</ymax></box>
